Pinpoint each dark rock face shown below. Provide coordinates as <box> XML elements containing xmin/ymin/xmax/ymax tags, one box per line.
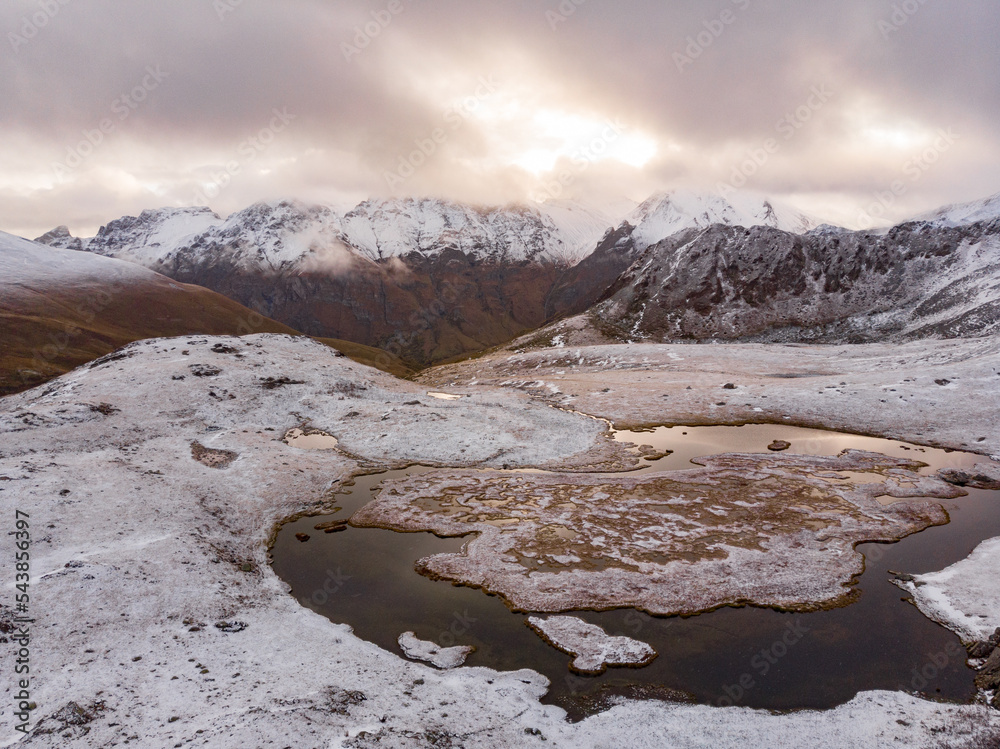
<box><xmin>939</xmin><ymin>468</ymin><xmax>1000</xmax><ymax>491</ymax></box>
<box><xmin>595</xmin><ymin>220</ymin><xmax>1000</xmax><ymax>344</ymax></box>
<box><xmin>157</xmin><ymin>250</ymin><xmax>566</xmax><ymax>366</ymax></box>
<box><xmin>33</xmin><ymin>225</ymin><xmax>84</xmax><ymax>251</ymax></box>
<box><xmin>544</xmin><ymin>223</ymin><xmax>640</xmax><ymax>319</ymax></box>
<box><xmin>975</xmin><ymin>647</ymin><xmax>1000</xmax><ymax>691</ymax></box>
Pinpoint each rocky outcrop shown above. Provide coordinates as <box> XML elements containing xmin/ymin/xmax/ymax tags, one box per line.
<box><xmin>594</xmin><ymin>219</ymin><xmax>1000</xmax><ymax>343</ymax></box>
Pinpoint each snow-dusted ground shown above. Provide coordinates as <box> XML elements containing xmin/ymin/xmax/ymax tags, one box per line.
<box><xmin>1</xmin><ymin>334</ymin><xmax>998</xmax><ymax>747</ymax></box>
<box><xmin>423</xmin><ymin>321</ymin><xmax>1000</xmax><ymax>458</ymax></box>
<box><xmin>526</xmin><ymin>617</ymin><xmax>657</xmax><ymax>675</ymax></box>
<box><xmin>898</xmin><ymin>538</ymin><xmax>1000</xmax><ymax>643</ymax></box>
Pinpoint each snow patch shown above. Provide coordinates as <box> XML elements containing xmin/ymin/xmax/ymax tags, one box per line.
<box><xmin>397</xmin><ymin>632</ymin><xmax>474</xmax><ymax>670</ymax></box>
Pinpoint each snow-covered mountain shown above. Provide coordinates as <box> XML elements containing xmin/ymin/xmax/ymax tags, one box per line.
<box><xmin>79</xmin><ymin>206</ymin><xmax>226</xmax><ymax>265</ymax></box>
<box><xmin>42</xmin><ymin>191</ymin><xmax>821</xmax><ymax>275</ymax></box>
<box><xmin>48</xmin><ymin>197</ymin><xmax>621</xmax><ymax>273</ymax></box>
<box><xmin>31</xmin><ymin>188</ymin><xmax>1000</xmax><ymax>365</ymax></box>
<box><xmin>340</xmin><ymin>198</ymin><xmax>616</xmax><ymax>265</ymax></box>
<box><xmin>915</xmin><ymin>192</ymin><xmax>1000</xmax><ymax>228</ymax></box>
<box><xmin>592</xmin><ymin>217</ymin><xmax>1000</xmax><ymax>343</ymax></box>
<box><xmin>625</xmin><ymin>189</ymin><xmax>822</xmax><ymax>250</ymax></box>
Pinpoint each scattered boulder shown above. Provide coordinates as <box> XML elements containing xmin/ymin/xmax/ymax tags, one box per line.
<box><xmin>969</xmin><ymin>628</ymin><xmax>1000</xmax><ymax>659</ymax></box>
<box><xmin>398</xmin><ymin>631</ymin><xmax>474</xmax><ymax>669</ymax></box>
<box><xmin>939</xmin><ymin>464</ymin><xmax>1000</xmax><ymax>491</ymax></box>
<box><xmin>32</xmin><ymin>700</ymin><xmax>107</xmax><ymax>739</ymax></box>
<box><xmin>215</xmin><ymin>621</ymin><xmax>248</xmax><ymax>633</ymax></box>
<box><xmin>315</xmin><ymin>519</ymin><xmax>349</xmax><ymax>533</ymax></box>
<box><xmin>260</xmin><ymin>376</ymin><xmax>306</xmax><ymax>390</ymax></box>
<box><xmin>974</xmin><ymin>647</ymin><xmax>1000</xmax><ymax>691</ymax></box>
<box><xmin>723</xmin><ymin>383</ymin><xmax>738</xmax><ymax>390</ymax></box>
<box><xmin>295</xmin><ymin>533</ymin><xmax>311</xmax><ymax>543</ymax></box>
<box><xmin>768</xmin><ymin>440</ymin><xmax>792</xmax><ymax>452</ymax></box>
<box><xmin>967</xmin><ymin>640</ymin><xmax>995</xmax><ymax>659</ymax></box>
<box><xmin>189</xmin><ymin>365</ymin><xmax>222</xmax><ymax>378</ymax></box>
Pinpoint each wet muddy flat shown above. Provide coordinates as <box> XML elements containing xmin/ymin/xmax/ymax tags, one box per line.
<box><xmin>270</xmin><ymin>424</ymin><xmax>1000</xmax><ymax>717</ymax></box>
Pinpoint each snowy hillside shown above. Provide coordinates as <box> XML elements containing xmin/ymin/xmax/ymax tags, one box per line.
<box><xmin>916</xmin><ymin>192</ymin><xmax>1000</xmax><ymax>227</ymax></box>
<box><xmin>0</xmin><ymin>229</ymin><xmax>161</xmax><ymax>287</ymax></box>
<box><xmin>626</xmin><ymin>189</ymin><xmax>823</xmax><ymax>250</ymax></box>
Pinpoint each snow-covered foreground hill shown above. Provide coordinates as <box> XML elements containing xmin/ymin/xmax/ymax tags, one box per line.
<box><xmin>2</xmin><ymin>334</ymin><xmax>998</xmax><ymax>747</ymax></box>
<box><xmin>0</xmin><ymin>231</ymin><xmax>306</xmax><ymax>395</ymax></box>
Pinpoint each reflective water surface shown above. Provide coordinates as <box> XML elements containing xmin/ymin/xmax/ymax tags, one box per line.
<box><xmin>270</xmin><ymin>425</ymin><xmax>999</xmax><ymax>718</ymax></box>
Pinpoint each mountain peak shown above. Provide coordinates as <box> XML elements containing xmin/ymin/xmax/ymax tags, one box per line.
<box><xmin>916</xmin><ymin>191</ymin><xmax>1000</xmax><ymax>227</ymax></box>
<box><xmin>627</xmin><ymin>189</ymin><xmax>822</xmax><ymax>249</ymax></box>
<box><xmin>33</xmin><ymin>225</ymin><xmax>85</xmax><ymax>251</ymax></box>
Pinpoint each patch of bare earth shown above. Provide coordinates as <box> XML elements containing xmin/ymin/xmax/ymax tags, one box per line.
<box><xmin>190</xmin><ymin>441</ymin><xmax>238</xmax><ymax>469</ymax></box>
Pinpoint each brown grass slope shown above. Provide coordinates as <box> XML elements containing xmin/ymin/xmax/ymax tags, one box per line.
<box><xmin>1</xmin><ymin>276</ymin><xmax>413</xmax><ymax>396</ymax></box>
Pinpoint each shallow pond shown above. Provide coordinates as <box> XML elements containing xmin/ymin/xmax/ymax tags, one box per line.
<box><xmin>270</xmin><ymin>424</ymin><xmax>1000</xmax><ymax>718</ymax></box>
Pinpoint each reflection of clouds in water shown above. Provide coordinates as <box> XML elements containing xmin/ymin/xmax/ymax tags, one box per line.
<box><xmin>284</xmin><ymin>427</ymin><xmax>339</xmax><ymax>450</ymax></box>
<box><xmin>613</xmin><ymin>424</ymin><xmax>980</xmax><ymax>475</ymax></box>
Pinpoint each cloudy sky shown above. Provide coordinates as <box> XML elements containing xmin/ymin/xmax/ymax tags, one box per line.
<box><xmin>2</xmin><ymin>0</ymin><xmax>998</xmax><ymax>238</ymax></box>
